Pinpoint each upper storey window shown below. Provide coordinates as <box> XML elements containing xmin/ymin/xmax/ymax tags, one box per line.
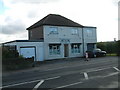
<box><xmin>87</xmin><ymin>30</ymin><xmax>92</xmax><ymax>37</ymax></box>
<box><xmin>71</xmin><ymin>28</ymin><xmax>78</xmax><ymax>35</ymax></box>
<box><xmin>50</xmin><ymin>27</ymin><xmax>58</xmax><ymax>34</ymax></box>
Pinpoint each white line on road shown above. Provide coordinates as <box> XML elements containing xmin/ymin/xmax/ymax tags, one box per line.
<box><xmin>86</xmin><ymin>66</ymin><xmax>114</xmax><ymax>73</ymax></box>
<box><xmin>102</xmin><ymin>72</ymin><xmax>119</xmax><ymax>78</ymax></box>
<box><xmin>50</xmin><ymin>81</ymin><xmax>83</xmax><ymax>90</ymax></box>
<box><xmin>113</xmin><ymin>67</ymin><xmax>120</xmax><ymax>72</ymax></box>
<box><xmin>32</xmin><ymin>76</ymin><xmax>61</xmax><ymax>90</ymax></box>
<box><xmin>45</xmin><ymin>76</ymin><xmax>61</xmax><ymax>81</ymax></box>
<box><xmin>1</xmin><ymin>79</ymin><xmax>41</xmax><ymax>88</ymax></box>
<box><xmin>1</xmin><ymin>76</ymin><xmax>61</xmax><ymax>88</ymax></box>
<box><xmin>84</xmin><ymin>72</ymin><xmax>88</xmax><ymax>80</ymax></box>
<box><xmin>33</xmin><ymin>80</ymin><xmax>44</xmax><ymax>90</ymax></box>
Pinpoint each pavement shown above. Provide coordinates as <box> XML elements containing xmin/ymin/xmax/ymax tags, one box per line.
<box><xmin>2</xmin><ymin>56</ymin><xmax>119</xmax><ymax>89</ymax></box>
<box><xmin>3</xmin><ymin>56</ymin><xmax>118</xmax><ymax>76</ymax></box>
<box><xmin>2</xmin><ymin>57</ymin><xmax>91</xmax><ymax>76</ymax></box>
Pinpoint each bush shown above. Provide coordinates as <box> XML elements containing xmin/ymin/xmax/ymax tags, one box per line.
<box><xmin>116</xmin><ymin>40</ymin><xmax>120</xmax><ymax>56</ymax></box>
<box><xmin>97</xmin><ymin>41</ymin><xmax>118</xmax><ymax>55</ymax></box>
<box><xmin>3</xmin><ymin>57</ymin><xmax>33</xmax><ymax>70</ymax></box>
<box><xmin>2</xmin><ymin>46</ymin><xmax>34</xmax><ymax>71</ymax></box>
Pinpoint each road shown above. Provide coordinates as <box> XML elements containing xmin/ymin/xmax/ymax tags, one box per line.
<box><xmin>1</xmin><ymin>56</ymin><xmax>119</xmax><ymax>89</ymax></box>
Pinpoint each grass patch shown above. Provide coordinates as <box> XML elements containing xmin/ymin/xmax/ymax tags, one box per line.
<box><xmin>106</xmin><ymin>53</ymin><xmax>117</xmax><ymax>56</ymax></box>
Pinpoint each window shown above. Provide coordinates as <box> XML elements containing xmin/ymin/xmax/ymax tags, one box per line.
<box><xmin>50</xmin><ymin>27</ymin><xmax>58</xmax><ymax>34</ymax></box>
<box><xmin>49</xmin><ymin>44</ymin><xmax>61</xmax><ymax>55</ymax></box>
<box><xmin>87</xmin><ymin>30</ymin><xmax>92</xmax><ymax>36</ymax></box>
<box><xmin>71</xmin><ymin>43</ymin><xmax>80</xmax><ymax>53</ymax></box>
<box><xmin>72</xmin><ymin>28</ymin><xmax>78</xmax><ymax>35</ymax></box>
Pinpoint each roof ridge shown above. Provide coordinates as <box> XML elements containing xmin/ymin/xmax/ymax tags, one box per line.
<box><xmin>42</xmin><ymin>14</ymin><xmax>51</xmax><ymax>24</ymax></box>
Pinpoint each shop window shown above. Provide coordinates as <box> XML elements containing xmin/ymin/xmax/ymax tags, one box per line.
<box><xmin>49</xmin><ymin>44</ymin><xmax>61</xmax><ymax>55</ymax></box>
<box><xmin>71</xmin><ymin>43</ymin><xmax>80</xmax><ymax>53</ymax></box>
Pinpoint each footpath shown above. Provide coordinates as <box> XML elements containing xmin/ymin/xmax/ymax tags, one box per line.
<box><xmin>3</xmin><ymin>56</ymin><xmax>116</xmax><ymax>77</ymax></box>
<box><xmin>2</xmin><ymin>57</ymin><xmax>88</xmax><ymax>76</ymax></box>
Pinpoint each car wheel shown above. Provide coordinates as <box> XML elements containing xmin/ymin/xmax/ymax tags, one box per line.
<box><xmin>94</xmin><ymin>54</ymin><xmax>96</xmax><ymax>58</ymax></box>
<box><xmin>104</xmin><ymin>53</ymin><xmax>106</xmax><ymax>56</ymax></box>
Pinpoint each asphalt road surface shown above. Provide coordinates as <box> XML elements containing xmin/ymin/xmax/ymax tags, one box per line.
<box><xmin>1</xmin><ymin>56</ymin><xmax>119</xmax><ymax>89</ymax></box>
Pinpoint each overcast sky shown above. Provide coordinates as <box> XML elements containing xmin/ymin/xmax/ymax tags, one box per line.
<box><xmin>0</xmin><ymin>0</ymin><xmax>119</xmax><ymax>43</ymax></box>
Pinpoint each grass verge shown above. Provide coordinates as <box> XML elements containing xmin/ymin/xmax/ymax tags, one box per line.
<box><xmin>106</xmin><ymin>53</ymin><xmax>117</xmax><ymax>56</ymax></box>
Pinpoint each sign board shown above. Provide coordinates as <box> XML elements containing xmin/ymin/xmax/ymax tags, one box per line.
<box><xmin>60</xmin><ymin>39</ymin><xmax>70</xmax><ymax>44</ymax></box>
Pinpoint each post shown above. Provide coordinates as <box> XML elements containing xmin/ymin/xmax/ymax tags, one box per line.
<box><xmin>82</xmin><ymin>27</ymin><xmax>85</xmax><ymax>57</ymax></box>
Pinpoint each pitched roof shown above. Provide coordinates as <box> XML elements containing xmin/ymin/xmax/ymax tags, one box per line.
<box><xmin>26</xmin><ymin>14</ymin><xmax>83</xmax><ymax>30</ymax></box>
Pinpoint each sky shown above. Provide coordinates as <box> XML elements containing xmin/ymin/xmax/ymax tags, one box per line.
<box><xmin>0</xmin><ymin>0</ymin><xmax>119</xmax><ymax>43</ymax></box>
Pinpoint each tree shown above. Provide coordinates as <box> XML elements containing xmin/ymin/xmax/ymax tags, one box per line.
<box><xmin>97</xmin><ymin>41</ymin><xmax>118</xmax><ymax>54</ymax></box>
<box><xmin>116</xmin><ymin>40</ymin><xmax>120</xmax><ymax>56</ymax></box>
<box><xmin>96</xmin><ymin>42</ymin><xmax>106</xmax><ymax>51</ymax></box>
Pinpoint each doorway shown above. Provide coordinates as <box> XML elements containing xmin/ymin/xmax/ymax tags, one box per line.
<box><xmin>87</xmin><ymin>43</ymin><xmax>95</xmax><ymax>51</ymax></box>
<box><xmin>64</xmin><ymin>44</ymin><xmax>69</xmax><ymax>57</ymax></box>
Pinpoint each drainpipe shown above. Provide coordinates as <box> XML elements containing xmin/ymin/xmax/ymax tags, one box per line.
<box><xmin>82</xmin><ymin>26</ymin><xmax>85</xmax><ymax>56</ymax></box>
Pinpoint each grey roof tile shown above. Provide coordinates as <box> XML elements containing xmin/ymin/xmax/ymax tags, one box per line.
<box><xmin>26</xmin><ymin>14</ymin><xmax>84</xmax><ymax>30</ymax></box>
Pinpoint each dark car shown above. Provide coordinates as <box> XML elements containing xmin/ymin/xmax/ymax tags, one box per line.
<box><xmin>87</xmin><ymin>48</ymin><xmax>106</xmax><ymax>58</ymax></box>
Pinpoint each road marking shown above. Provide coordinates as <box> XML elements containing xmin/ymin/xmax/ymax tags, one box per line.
<box><xmin>1</xmin><ymin>76</ymin><xmax>61</xmax><ymax>88</ymax></box>
<box><xmin>1</xmin><ymin>79</ymin><xmax>41</xmax><ymax>88</ymax></box>
<box><xmin>86</xmin><ymin>66</ymin><xmax>113</xmax><ymax>73</ymax></box>
<box><xmin>32</xmin><ymin>76</ymin><xmax>60</xmax><ymax>90</ymax></box>
<box><xmin>84</xmin><ymin>72</ymin><xmax>88</xmax><ymax>80</ymax></box>
<box><xmin>50</xmin><ymin>81</ymin><xmax>82</xmax><ymax>90</ymax></box>
<box><xmin>33</xmin><ymin>80</ymin><xmax>44</xmax><ymax>90</ymax></box>
<box><xmin>113</xmin><ymin>67</ymin><xmax>120</xmax><ymax>72</ymax></box>
<box><xmin>45</xmin><ymin>76</ymin><xmax>61</xmax><ymax>81</ymax></box>
<box><xmin>102</xmin><ymin>72</ymin><xmax>119</xmax><ymax>78</ymax></box>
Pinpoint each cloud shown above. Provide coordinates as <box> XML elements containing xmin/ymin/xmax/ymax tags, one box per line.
<box><xmin>0</xmin><ymin>0</ymin><xmax>118</xmax><ymax>42</ymax></box>
<box><xmin>8</xmin><ymin>0</ymin><xmax>61</xmax><ymax>4</ymax></box>
<box><xmin>27</xmin><ymin>10</ymin><xmax>38</xmax><ymax>18</ymax></box>
<box><xmin>112</xmin><ymin>0</ymin><xmax>120</xmax><ymax>6</ymax></box>
<box><xmin>1</xmin><ymin>19</ymin><xmax>26</xmax><ymax>34</ymax></box>
<box><xmin>0</xmin><ymin>32</ymin><xmax>28</xmax><ymax>43</ymax></box>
